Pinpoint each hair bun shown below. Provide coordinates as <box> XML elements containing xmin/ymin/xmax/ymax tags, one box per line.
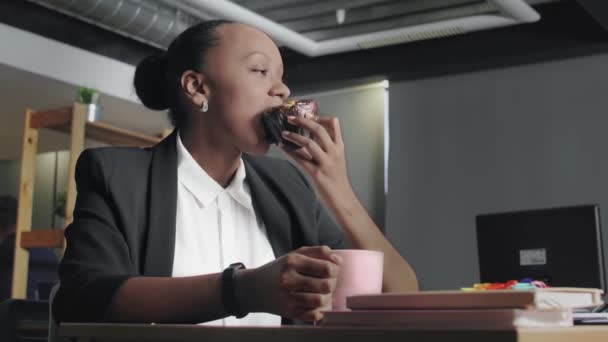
<box><xmin>134</xmin><ymin>54</ymin><xmax>170</xmax><ymax>110</ymax></box>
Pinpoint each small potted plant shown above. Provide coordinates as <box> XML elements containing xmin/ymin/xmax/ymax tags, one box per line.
<box><xmin>76</xmin><ymin>86</ymin><xmax>102</xmax><ymax>122</ymax></box>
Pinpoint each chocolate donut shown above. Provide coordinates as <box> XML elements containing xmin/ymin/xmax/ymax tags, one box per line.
<box><xmin>261</xmin><ymin>99</ymin><xmax>318</xmax><ymax>150</ymax></box>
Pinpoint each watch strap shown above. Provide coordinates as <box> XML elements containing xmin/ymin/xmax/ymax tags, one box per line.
<box><xmin>221</xmin><ymin>262</ymin><xmax>247</xmax><ymax>318</ymax></box>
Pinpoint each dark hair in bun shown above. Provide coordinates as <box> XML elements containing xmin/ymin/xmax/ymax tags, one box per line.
<box><xmin>134</xmin><ymin>54</ymin><xmax>169</xmax><ymax>110</ymax></box>
<box><xmin>133</xmin><ymin>19</ymin><xmax>233</xmax><ymax>127</ymax></box>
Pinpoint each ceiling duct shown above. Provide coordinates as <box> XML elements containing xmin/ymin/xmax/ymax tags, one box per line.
<box><xmin>26</xmin><ymin>0</ymin><xmax>200</xmax><ymax>49</ymax></box>
<box><xmin>27</xmin><ymin>0</ymin><xmax>545</xmax><ymax>56</ymax></box>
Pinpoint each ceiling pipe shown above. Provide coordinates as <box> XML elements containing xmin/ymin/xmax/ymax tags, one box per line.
<box><xmin>27</xmin><ymin>0</ymin><xmax>196</xmax><ymax>49</ymax></box>
<box><xmin>490</xmin><ymin>0</ymin><xmax>541</xmax><ymax>22</ymax></box>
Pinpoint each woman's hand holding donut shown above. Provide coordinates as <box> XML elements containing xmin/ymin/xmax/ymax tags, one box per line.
<box><xmin>280</xmin><ymin>116</ymin><xmax>358</xmax><ymax>213</ymax></box>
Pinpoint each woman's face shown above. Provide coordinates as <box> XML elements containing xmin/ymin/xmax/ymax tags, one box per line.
<box><xmin>201</xmin><ymin>23</ymin><xmax>290</xmax><ymax>155</ymax></box>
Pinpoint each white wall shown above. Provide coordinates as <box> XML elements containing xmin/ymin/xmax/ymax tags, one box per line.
<box><xmin>387</xmin><ymin>53</ymin><xmax>608</xmax><ymax>291</ymax></box>
<box><xmin>0</xmin><ymin>22</ymin><xmax>137</xmax><ymax>102</ymax></box>
<box><xmin>0</xmin><ymin>24</ymin><xmax>169</xmax><ymax>161</ymax></box>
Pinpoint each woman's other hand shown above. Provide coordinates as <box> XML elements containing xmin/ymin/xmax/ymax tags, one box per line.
<box><xmin>237</xmin><ymin>245</ymin><xmax>342</xmax><ymax>322</ymax></box>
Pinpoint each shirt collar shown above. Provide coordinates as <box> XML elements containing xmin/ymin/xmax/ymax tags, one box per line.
<box><xmin>176</xmin><ymin>132</ymin><xmax>253</xmax><ymax>211</ymax></box>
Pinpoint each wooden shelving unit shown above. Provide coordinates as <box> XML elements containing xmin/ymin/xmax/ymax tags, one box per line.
<box><xmin>10</xmin><ymin>103</ymin><xmax>166</xmax><ymax>299</ymax></box>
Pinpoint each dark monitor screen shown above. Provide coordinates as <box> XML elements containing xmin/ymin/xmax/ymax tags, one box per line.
<box><xmin>476</xmin><ymin>204</ymin><xmax>606</xmax><ymax>292</ymax></box>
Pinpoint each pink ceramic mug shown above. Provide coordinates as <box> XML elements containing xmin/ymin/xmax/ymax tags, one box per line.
<box><xmin>331</xmin><ymin>249</ymin><xmax>384</xmax><ymax>311</ymax></box>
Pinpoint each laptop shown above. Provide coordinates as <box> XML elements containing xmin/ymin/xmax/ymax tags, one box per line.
<box><xmin>476</xmin><ymin>204</ymin><xmax>606</xmax><ymax>292</ymax></box>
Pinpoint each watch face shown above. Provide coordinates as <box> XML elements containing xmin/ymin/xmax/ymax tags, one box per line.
<box><xmin>229</xmin><ymin>262</ymin><xmax>246</xmax><ymax>269</ymax></box>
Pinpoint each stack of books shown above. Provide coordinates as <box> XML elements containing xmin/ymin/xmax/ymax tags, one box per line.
<box><xmin>320</xmin><ymin>288</ymin><xmax>604</xmax><ymax>329</ymax></box>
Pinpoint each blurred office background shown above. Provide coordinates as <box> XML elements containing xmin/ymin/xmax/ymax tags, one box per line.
<box><xmin>0</xmin><ymin>0</ymin><xmax>607</xmax><ymax>294</ymax></box>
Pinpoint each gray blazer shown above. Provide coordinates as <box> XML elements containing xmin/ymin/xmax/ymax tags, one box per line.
<box><xmin>52</xmin><ymin>130</ymin><xmax>346</xmax><ymax>323</ymax></box>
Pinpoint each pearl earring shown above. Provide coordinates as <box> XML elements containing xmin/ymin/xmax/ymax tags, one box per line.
<box><xmin>201</xmin><ymin>101</ymin><xmax>208</xmax><ymax>112</ymax></box>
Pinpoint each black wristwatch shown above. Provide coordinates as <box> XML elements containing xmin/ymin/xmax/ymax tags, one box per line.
<box><xmin>221</xmin><ymin>262</ymin><xmax>248</xmax><ymax>318</ymax></box>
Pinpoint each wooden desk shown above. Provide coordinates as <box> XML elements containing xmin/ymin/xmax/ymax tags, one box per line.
<box><xmin>60</xmin><ymin>323</ymin><xmax>608</xmax><ymax>342</ymax></box>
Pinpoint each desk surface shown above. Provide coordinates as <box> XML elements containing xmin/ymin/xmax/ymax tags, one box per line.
<box><xmin>60</xmin><ymin>323</ymin><xmax>608</xmax><ymax>342</ymax></box>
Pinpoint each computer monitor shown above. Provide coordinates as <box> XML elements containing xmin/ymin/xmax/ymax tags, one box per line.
<box><xmin>476</xmin><ymin>204</ymin><xmax>606</xmax><ymax>292</ymax></box>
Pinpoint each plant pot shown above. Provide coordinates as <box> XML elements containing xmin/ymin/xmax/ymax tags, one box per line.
<box><xmin>86</xmin><ymin>103</ymin><xmax>102</xmax><ymax>122</ymax></box>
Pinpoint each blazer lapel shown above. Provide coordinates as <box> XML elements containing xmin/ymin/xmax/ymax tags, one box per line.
<box><xmin>244</xmin><ymin>157</ymin><xmax>292</xmax><ymax>258</ymax></box>
<box><xmin>142</xmin><ymin>130</ymin><xmax>178</xmax><ymax>276</ymax></box>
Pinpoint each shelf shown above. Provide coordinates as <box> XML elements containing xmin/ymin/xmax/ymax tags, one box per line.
<box><xmin>11</xmin><ymin>103</ymin><xmax>167</xmax><ymax>299</ymax></box>
<box><xmin>29</xmin><ymin>105</ymin><xmax>162</xmax><ymax>146</ymax></box>
<box><xmin>21</xmin><ymin>229</ymin><xmax>64</xmax><ymax>249</ymax></box>
<box><xmin>83</xmin><ymin>120</ymin><xmax>161</xmax><ymax>146</ymax></box>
